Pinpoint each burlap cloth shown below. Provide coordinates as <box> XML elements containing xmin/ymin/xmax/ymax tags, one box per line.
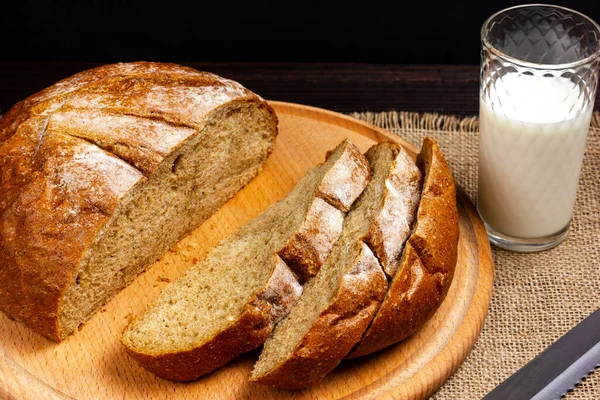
<box><xmin>350</xmin><ymin>111</ymin><xmax>600</xmax><ymax>399</ymax></box>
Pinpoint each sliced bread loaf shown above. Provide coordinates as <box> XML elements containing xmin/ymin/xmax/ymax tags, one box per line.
<box><xmin>0</xmin><ymin>62</ymin><xmax>278</xmax><ymax>341</ymax></box>
<box><xmin>347</xmin><ymin>137</ymin><xmax>459</xmax><ymax>358</ymax></box>
<box><xmin>121</xmin><ymin>140</ymin><xmax>370</xmax><ymax>381</ymax></box>
<box><xmin>249</xmin><ymin>141</ymin><xmax>421</xmax><ymax>390</ymax></box>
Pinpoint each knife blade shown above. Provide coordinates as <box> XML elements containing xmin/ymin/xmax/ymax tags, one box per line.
<box><xmin>484</xmin><ymin>308</ymin><xmax>600</xmax><ymax>400</ymax></box>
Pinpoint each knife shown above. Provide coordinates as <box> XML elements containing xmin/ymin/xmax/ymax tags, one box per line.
<box><xmin>484</xmin><ymin>308</ymin><xmax>600</xmax><ymax>400</ymax></box>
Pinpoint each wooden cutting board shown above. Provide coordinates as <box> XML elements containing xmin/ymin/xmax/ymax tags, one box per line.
<box><xmin>0</xmin><ymin>102</ymin><xmax>494</xmax><ymax>400</ymax></box>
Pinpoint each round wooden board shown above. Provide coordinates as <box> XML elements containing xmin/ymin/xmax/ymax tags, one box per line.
<box><xmin>0</xmin><ymin>101</ymin><xmax>494</xmax><ymax>400</ymax></box>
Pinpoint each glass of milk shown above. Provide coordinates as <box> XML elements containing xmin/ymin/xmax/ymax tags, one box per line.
<box><xmin>479</xmin><ymin>5</ymin><xmax>600</xmax><ymax>252</ymax></box>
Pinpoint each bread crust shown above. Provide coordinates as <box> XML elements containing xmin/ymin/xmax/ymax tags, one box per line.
<box><xmin>278</xmin><ymin>198</ymin><xmax>343</xmax><ymax>282</ymax></box>
<box><xmin>123</xmin><ymin>256</ymin><xmax>301</xmax><ymax>381</ymax></box>
<box><xmin>317</xmin><ymin>139</ymin><xmax>370</xmax><ymax>212</ymax></box>
<box><xmin>361</xmin><ymin>142</ymin><xmax>422</xmax><ymax>277</ymax></box>
<box><xmin>250</xmin><ymin>243</ymin><xmax>387</xmax><ymax>390</ymax></box>
<box><xmin>277</xmin><ymin>139</ymin><xmax>370</xmax><ymax>281</ymax></box>
<box><xmin>0</xmin><ymin>62</ymin><xmax>277</xmax><ymax>341</ymax></box>
<box><xmin>347</xmin><ymin>137</ymin><xmax>459</xmax><ymax>358</ymax></box>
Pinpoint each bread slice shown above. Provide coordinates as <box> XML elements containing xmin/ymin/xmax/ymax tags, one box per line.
<box><xmin>121</xmin><ymin>139</ymin><xmax>370</xmax><ymax>381</ymax></box>
<box><xmin>249</xmin><ymin>141</ymin><xmax>421</xmax><ymax>390</ymax></box>
<box><xmin>347</xmin><ymin>137</ymin><xmax>459</xmax><ymax>358</ymax></box>
<box><xmin>0</xmin><ymin>62</ymin><xmax>278</xmax><ymax>341</ymax></box>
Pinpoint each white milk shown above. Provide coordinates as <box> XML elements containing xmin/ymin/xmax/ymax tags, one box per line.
<box><xmin>478</xmin><ymin>73</ymin><xmax>593</xmax><ymax>238</ymax></box>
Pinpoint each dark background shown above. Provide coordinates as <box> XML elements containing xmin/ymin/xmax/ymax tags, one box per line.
<box><xmin>2</xmin><ymin>0</ymin><xmax>598</xmax><ymax>63</ymax></box>
<box><xmin>0</xmin><ymin>1</ymin><xmax>599</xmax><ymax>115</ymax></box>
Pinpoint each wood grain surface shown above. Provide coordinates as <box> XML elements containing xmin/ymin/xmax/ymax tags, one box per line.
<box><xmin>0</xmin><ymin>102</ymin><xmax>494</xmax><ymax>400</ymax></box>
<box><xmin>2</xmin><ymin>62</ymin><xmax>598</xmax><ymax>120</ymax></box>
<box><xmin>5</xmin><ymin>62</ymin><xmax>600</xmax><ymax>118</ymax></box>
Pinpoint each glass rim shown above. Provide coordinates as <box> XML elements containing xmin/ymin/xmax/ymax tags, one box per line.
<box><xmin>481</xmin><ymin>3</ymin><xmax>600</xmax><ymax>70</ymax></box>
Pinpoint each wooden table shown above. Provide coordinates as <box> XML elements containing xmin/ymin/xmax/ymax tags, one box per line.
<box><xmin>2</xmin><ymin>62</ymin><xmax>599</xmax><ymax>116</ymax></box>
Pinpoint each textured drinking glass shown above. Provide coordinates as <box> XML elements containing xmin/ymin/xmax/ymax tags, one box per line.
<box><xmin>479</xmin><ymin>4</ymin><xmax>600</xmax><ymax>252</ymax></box>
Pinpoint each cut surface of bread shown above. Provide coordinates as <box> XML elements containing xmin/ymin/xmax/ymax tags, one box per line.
<box><xmin>249</xmin><ymin>141</ymin><xmax>420</xmax><ymax>390</ymax></box>
<box><xmin>60</xmin><ymin>102</ymin><xmax>276</xmax><ymax>339</ymax></box>
<box><xmin>347</xmin><ymin>137</ymin><xmax>459</xmax><ymax>359</ymax></box>
<box><xmin>0</xmin><ymin>62</ymin><xmax>278</xmax><ymax>341</ymax></box>
<box><xmin>121</xmin><ymin>140</ymin><xmax>370</xmax><ymax>381</ymax></box>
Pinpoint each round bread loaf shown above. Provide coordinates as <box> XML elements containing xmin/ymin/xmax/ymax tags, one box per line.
<box><xmin>0</xmin><ymin>62</ymin><xmax>278</xmax><ymax>341</ymax></box>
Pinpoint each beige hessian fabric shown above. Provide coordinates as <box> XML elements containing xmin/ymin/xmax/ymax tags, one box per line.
<box><xmin>350</xmin><ymin>111</ymin><xmax>600</xmax><ymax>399</ymax></box>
